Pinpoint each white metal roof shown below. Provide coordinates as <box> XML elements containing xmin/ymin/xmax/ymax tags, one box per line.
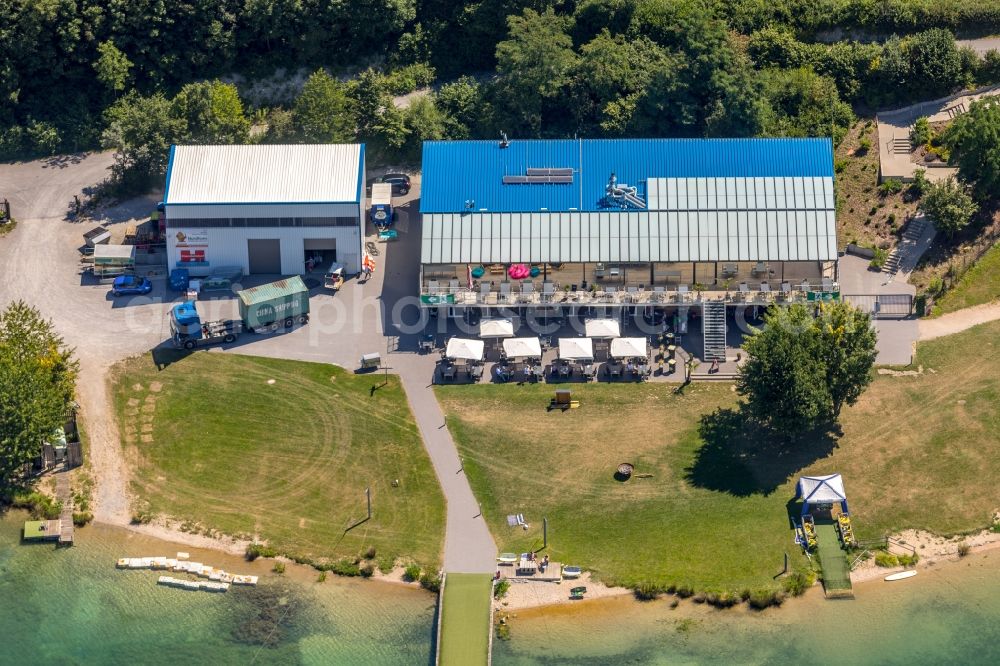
<box><xmin>798</xmin><ymin>474</ymin><xmax>847</xmax><ymax>504</ymax></box>
<box><xmin>502</xmin><ymin>337</ymin><xmax>542</xmax><ymax>358</ymax></box>
<box><xmin>584</xmin><ymin>319</ymin><xmax>621</xmax><ymax>339</ymax></box>
<box><xmin>610</xmin><ymin>337</ymin><xmax>648</xmax><ymax>358</ymax></box>
<box><xmin>479</xmin><ymin>318</ymin><xmax>515</xmax><ymax>338</ymax></box>
<box><xmin>165</xmin><ymin>144</ymin><xmax>362</xmax><ymax>205</ymax></box>
<box><xmin>558</xmin><ymin>337</ymin><xmax>594</xmax><ymax>360</ymax></box>
<box><xmin>93</xmin><ymin>244</ymin><xmax>136</xmax><ymax>261</ymax></box>
<box><xmin>445</xmin><ymin>337</ymin><xmax>485</xmax><ymax>361</ymax></box>
<box><xmin>421</xmin><ymin>176</ymin><xmax>837</xmax><ymax>264</ymax></box>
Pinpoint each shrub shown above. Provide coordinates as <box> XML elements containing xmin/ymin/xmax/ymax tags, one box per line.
<box><xmin>747</xmin><ymin>589</ymin><xmax>785</xmax><ymax>610</ymax></box>
<box><xmin>245</xmin><ymin>543</ymin><xmax>278</xmax><ymax>561</ymax></box>
<box><xmin>12</xmin><ymin>492</ymin><xmax>62</xmax><ymax>520</ymax></box>
<box><xmin>857</xmin><ymin>137</ymin><xmax>872</xmax><ymax>155</ymax></box>
<box><xmin>675</xmin><ymin>586</ymin><xmax>694</xmax><ymax>599</ymax></box>
<box><xmin>834</xmin><ymin>158</ymin><xmax>849</xmax><ymax>173</ymax></box>
<box><xmin>383</xmin><ymin>63</ymin><xmax>436</xmax><ymax>96</ymax></box>
<box><xmin>359</xmin><ymin>563</ymin><xmax>375</xmax><ymax>577</ymax></box>
<box><xmin>897</xmin><ymin>553</ymin><xmax>920</xmax><ymax>567</ymax></box>
<box><xmin>363</xmin><ymin>545</ymin><xmax>377</xmax><ymax>560</ymax></box>
<box><xmin>633</xmin><ymin>582</ymin><xmax>664</xmax><ymax>600</ymax></box>
<box><xmin>130</xmin><ymin>509</ymin><xmax>153</xmax><ymax>524</ymax></box>
<box><xmin>957</xmin><ymin>542</ymin><xmax>971</xmax><ymax>557</ymax></box>
<box><xmin>781</xmin><ymin>572</ymin><xmax>813</xmax><ymax>597</ymax></box>
<box><xmin>910</xmin><ymin>169</ymin><xmax>929</xmax><ymax>197</ymax></box>
<box><xmin>272</xmin><ymin>561</ymin><xmax>286</xmax><ymax>574</ymax></box>
<box><xmin>317</xmin><ymin>571</ymin><xmax>327</xmax><ymax>582</ymax></box>
<box><xmin>887</xmin><ymin>213</ymin><xmax>896</xmax><ymax>225</ymax></box>
<box><xmin>875</xmin><ymin>552</ymin><xmax>899</xmax><ymax>567</ymax></box>
<box><xmin>419</xmin><ymin>571</ymin><xmax>441</xmax><ymax>593</ymax></box>
<box><xmin>496</xmin><ymin>621</ymin><xmax>512</xmax><ymax>641</ymax></box>
<box><xmin>72</xmin><ymin>511</ymin><xmax>94</xmax><ymax>527</ymax></box>
<box><xmin>911</xmin><ymin>117</ymin><xmax>932</xmax><ymax>146</ymax></box>
<box><xmin>879</xmin><ymin>179</ymin><xmax>903</xmax><ymax>196</ymax></box>
<box><xmin>403</xmin><ymin>564</ymin><xmax>422</xmax><ymax>582</ymax></box>
<box><xmin>927</xmin><ymin>277</ymin><xmax>944</xmax><ymax>297</ymax></box>
<box><xmin>920</xmin><ymin>178</ymin><xmax>978</xmax><ymax>238</ymax></box>
<box><xmin>494</xmin><ymin>579</ymin><xmax>511</xmax><ymax>599</ymax></box>
<box><xmin>326</xmin><ymin>559</ymin><xmax>362</xmax><ymax>577</ymax></box>
<box><xmin>870</xmin><ymin>246</ymin><xmax>889</xmax><ymax>270</ymax></box>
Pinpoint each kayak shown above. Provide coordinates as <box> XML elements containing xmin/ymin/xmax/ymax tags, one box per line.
<box><xmin>884</xmin><ymin>570</ymin><xmax>917</xmax><ymax>581</ymax></box>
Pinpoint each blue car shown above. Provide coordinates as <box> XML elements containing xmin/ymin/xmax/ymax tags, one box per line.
<box><xmin>112</xmin><ymin>275</ymin><xmax>153</xmax><ymax>296</ymax></box>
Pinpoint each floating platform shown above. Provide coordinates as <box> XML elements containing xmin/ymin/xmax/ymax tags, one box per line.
<box><xmin>157</xmin><ymin>575</ymin><xmax>230</xmax><ymax>592</ymax></box>
<box><xmin>116</xmin><ymin>556</ymin><xmax>257</xmax><ymax>586</ymax></box>
<box><xmin>23</xmin><ymin>520</ymin><xmax>62</xmax><ymax>542</ymax></box>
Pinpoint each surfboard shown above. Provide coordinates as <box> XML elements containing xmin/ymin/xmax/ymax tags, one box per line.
<box><xmin>884</xmin><ymin>570</ymin><xmax>917</xmax><ymax>581</ymax></box>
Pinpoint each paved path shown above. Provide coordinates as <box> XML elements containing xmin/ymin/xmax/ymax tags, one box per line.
<box><xmin>918</xmin><ymin>302</ymin><xmax>1000</xmax><ymax>341</ymax></box>
<box><xmin>957</xmin><ymin>36</ymin><xmax>1000</xmax><ymax>56</ymax></box>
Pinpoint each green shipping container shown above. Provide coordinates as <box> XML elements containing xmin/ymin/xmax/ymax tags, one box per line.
<box><xmin>237</xmin><ymin>276</ymin><xmax>310</xmax><ymax>331</ymax></box>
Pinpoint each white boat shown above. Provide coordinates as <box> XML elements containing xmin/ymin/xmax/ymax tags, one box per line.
<box><xmin>177</xmin><ymin>552</ymin><xmax>190</xmax><ymax>560</ymax></box>
<box><xmin>497</xmin><ymin>553</ymin><xmax>518</xmax><ymax>565</ymax></box>
<box><xmin>885</xmin><ymin>570</ymin><xmax>918</xmax><ymax>581</ymax></box>
<box><xmin>562</xmin><ymin>566</ymin><xmax>582</xmax><ymax>579</ymax></box>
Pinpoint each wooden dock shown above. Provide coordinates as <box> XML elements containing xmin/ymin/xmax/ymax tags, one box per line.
<box><xmin>55</xmin><ymin>470</ymin><xmax>74</xmax><ymax>546</ymax></box>
<box><xmin>498</xmin><ymin>560</ymin><xmax>565</xmax><ymax>583</ymax></box>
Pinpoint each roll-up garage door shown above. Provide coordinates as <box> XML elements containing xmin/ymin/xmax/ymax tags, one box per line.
<box><xmin>247</xmin><ymin>239</ymin><xmax>281</xmax><ymax>274</ymax></box>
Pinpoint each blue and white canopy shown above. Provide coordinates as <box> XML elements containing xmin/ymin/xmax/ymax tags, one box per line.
<box><xmin>798</xmin><ymin>474</ymin><xmax>847</xmax><ymax>504</ymax></box>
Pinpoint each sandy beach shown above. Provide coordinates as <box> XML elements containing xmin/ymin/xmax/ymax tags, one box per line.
<box><xmin>850</xmin><ymin>525</ymin><xmax>1000</xmax><ymax>583</ymax></box>
<box><xmin>496</xmin><ymin>572</ymin><xmax>632</xmax><ymax>612</ymax></box>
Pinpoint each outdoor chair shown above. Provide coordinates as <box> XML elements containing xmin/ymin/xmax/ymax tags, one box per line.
<box><xmin>542</xmin><ymin>282</ymin><xmax>555</xmax><ymax>302</ymax></box>
<box><xmin>499</xmin><ymin>282</ymin><xmax>511</xmax><ymax>303</ymax></box>
<box><xmin>627</xmin><ymin>286</ymin><xmax>639</xmax><ymax>303</ymax></box>
<box><xmin>480</xmin><ymin>283</ymin><xmax>491</xmax><ymax>300</ymax></box>
<box><xmin>449</xmin><ymin>279</ymin><xmax>460</xmax><ymax>293</ymax></box>
<box><xmin>800</xmin><ymin>279</ymin><xmax>811</xmax><ymax>292</ymax></box>
<box><xmin>428</xmin><ymin>280</ymin><xmax>440</xmax><ymax>295</ymax></box>
<box><xmin>822</xmin><ymin>278</ymin><xmax>835</xmax><ymax>292</ymax></box>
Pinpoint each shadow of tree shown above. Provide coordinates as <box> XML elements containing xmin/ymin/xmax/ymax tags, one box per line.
<box><xmin>685</xmin><ymin>406</ymin><xmax>841</xmax><ymax>497</ymax></box>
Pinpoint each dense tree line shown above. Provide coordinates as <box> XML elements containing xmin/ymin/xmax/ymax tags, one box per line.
<box><xmin>3</xmin><ymin>0</ymin><xmax>1000</xmax><ymax>176</ymax></box>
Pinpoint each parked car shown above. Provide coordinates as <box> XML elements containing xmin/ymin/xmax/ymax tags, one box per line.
<box><xmin>379</xmin><ymin>173</ymin><xmax>411</xmax><ymax>195</ymax></box>
<box><xmin>111</xmin><ymin>275</ymin><xmax>152</xmax><ymax>296</ymax></box>
<box><xmin>169</xmin><ymin>268</ymin><xmax>190</xmax><ymax>291</ymax></box>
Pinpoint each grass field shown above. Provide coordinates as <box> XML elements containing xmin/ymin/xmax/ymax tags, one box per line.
<box><xmin>111</xmin><ymin>352</ymin><xmax>445</xmax><ymax>570</ymax></box>
<box><xmin>438</xmin><ymin>321</ymin><xmax>1000</xmax><ymax>592</ymax></box>
<box><xmin>932</xmin><ymin>242</ymin><xmax>1000</xmax><ymax>315</ymax></box>
<box><xmin>438</xmin><ymin>573</ymin><xmax>492</xmax><ymax>666</ymax></box>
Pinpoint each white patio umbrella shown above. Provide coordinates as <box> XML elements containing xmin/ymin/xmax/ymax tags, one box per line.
<box><xmin>502</xmin><ymin>337</ymin><xmax>542</xmax><ymax>359</ymax></box>
<box><xmin>584</xmin><ymin>318</ymin><xmax>621</xmax><ymax>339</ymax></box>
<box><xmin>558</xmin><ymin>337</ymin><xmax>594</xmax><ymax>361</ymax></box>
<box><xmin>445</xmin><ymin>337</ymin><xmax>485</xmax><ymax>361</ymax></box>
<box><xmin>479</xmin><ymin>318</ymin><xmax>515</xmax><ymax>339</ymax></box>
<box><xmin>610</xmin><ymin>337</ymin><xmax>648</xmax><ymax>359</ymax></box>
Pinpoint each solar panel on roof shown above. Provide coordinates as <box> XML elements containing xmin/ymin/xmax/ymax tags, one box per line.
<box><xmin>526</xmin><ymin>168</ymin><xmax>574</xmax><ymax>176</ymax></box>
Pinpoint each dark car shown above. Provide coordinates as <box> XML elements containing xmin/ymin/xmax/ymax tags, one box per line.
<box><xmin>380</xmin><ymin>173</ymin><xmax>411</xmax><ymax>195</ymax></box>
<box><xmin>112</xmin><ymin>275</ymin><xmax>153</xmax><ymax>296</ymax></box>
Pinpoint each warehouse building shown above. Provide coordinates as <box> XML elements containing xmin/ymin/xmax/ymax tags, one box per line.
<box><xmin>164</xmin><ymin>144</ymin><xmax>365</xmax><ymax>276</ymax></box>
<box><xmin>419</xmin><ymin>137</ymin><xmax>840</xmax><ymax>359</ymax></box>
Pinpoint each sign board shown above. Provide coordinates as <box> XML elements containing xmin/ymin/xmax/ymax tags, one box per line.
<box><xmin>421</xmin><ymin>294</ymin><xmax>455</xmax><ymax>305</ymax></box>
<box><xmin>174</xmin><ymin>229</ymin><xmax>208</xmax><ymax>247</ymax></box>
<box><xmin>807</xmin><ymin>291</ymin><xmax>840</xmax><ymax>302</ymax></box>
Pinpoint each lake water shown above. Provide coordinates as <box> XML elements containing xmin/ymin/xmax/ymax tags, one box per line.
<box><xmin>3</xmin><ymin>512</ymin><xmax>999</xmax><ymax>665</ymax></box>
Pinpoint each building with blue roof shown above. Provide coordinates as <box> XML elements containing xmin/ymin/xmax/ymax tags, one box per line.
<box><xmin>418</xmin><ymin>137</ymin><xmax>841</xmax><ymax>360</ymax></box>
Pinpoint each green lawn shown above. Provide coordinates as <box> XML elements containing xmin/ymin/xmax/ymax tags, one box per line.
<box><xmin>110</xmin><ymin>352</ymin><xmax>445</xmax><ymax>570</ymax></box>
<box><xmin>438</xmin><ymin>322</ymin><xmax>1000</xmax><ymax>592</ymax></box>
<box><xmin>438</xmin><ymin>573</ymin><xmax>492</xmax><ymax>666</ymax></box>
<box><xmin>933</xmin><ymin>242</ymin><xmax>1000</xmax><ymax>315</ymax></box>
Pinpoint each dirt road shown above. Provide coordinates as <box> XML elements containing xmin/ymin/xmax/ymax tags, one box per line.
<box><xmin>919</xmin><ymin>302</ymin><xmax>1000</xmax><ymax>341</ymax></box>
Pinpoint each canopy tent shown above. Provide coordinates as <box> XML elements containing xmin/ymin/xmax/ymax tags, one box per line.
<box><xmin>558</xmin><ymin>337</ymin><xmax>594</xmax><ymax>361</ymax></box>
<box><xmin>797</xmin><ymin>474</ymin><xmax>849</xmax><ymax>515</ymax></box>
<box><xmin>479</xmin><ymin>318</ymin><xmax>515</xmax><ymax>339</ymax></box>
<box><xmin>610</xmin><ymin>337</ymin><xmax>648</xmax><ymax>359</ymax></box>
<box><xmin>502</xmin><ymin>337</ymin><xmax>542</xmax><ymax>359</ymax></box>
<box><xmin>93</xmin><ymin>244</ymin><xmax>136</xmax><ymax>265</ymax></box>
<box><xmin>445</xmin><ymin>337</ymin><xmax>485</xmax><ymax>361</ymax></box>
<box><xmin>584</xmin><ymin>318</ymin><xmax>620</xmax><ymax>339</ymax></box>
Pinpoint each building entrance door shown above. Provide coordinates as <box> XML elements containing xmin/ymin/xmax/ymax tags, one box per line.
<box><xmin>248</xmin><ymin>238</ymin><xmax>281</xmax><ymax>274</ymax></box>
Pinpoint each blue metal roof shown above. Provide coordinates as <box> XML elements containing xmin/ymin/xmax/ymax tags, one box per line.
<box><xmin>420</xmin><ymin>138</ymin><xmax>834</xmax><ymax>213</ymax></box>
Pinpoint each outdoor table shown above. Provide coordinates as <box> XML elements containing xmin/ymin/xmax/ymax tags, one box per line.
<box><xmin>471</xmin><ymin>365</ymin><xmax>484</xmax><ymax>380</ymax></box>
<box><xmin>667</xmin><ymin>345</ymin><xmax>676</xmax><ymax>358</ymax></box>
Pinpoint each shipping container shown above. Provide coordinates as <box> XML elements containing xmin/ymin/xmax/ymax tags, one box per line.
<box><xmin>237</xmin><ymin>276</ymin><xmax>310</xmax><ymax>331</ymax></box>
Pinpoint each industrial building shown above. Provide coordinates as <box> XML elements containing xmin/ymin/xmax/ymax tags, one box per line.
<box><xmin>419</xmin><ymin>137</ymin><xmax>840</xmax><ymax>359</ymax></box>
<box><xmin>164</xmin><ymin>144</ymin><xmax>365</xmax><ymax>276</ymax></box>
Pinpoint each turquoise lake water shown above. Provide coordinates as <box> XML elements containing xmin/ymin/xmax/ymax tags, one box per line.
<box><xmin>3</xmin><ymin>511</ymin><xmax>999</xmax><ymax>665</ymax></box>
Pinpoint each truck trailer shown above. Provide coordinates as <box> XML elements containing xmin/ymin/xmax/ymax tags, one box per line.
<box><xmin>169</xmin><ymin>276</ymin><xmax>311</xmax><ymax>348</ymax></box>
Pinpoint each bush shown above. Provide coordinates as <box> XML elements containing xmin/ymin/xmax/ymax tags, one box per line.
<box><xmin>879</xmin><ymin>179</ymin><xmax>903</xmax><ymax>196</ymax></box>
<box><xmin>910</xmin><ymin>169</ymin><xmax>930</xmax><ymax>197</ymax></box>
<box><xmin>781</xmin><ymin>572</ymin><xmax>813</xmax><ymax>597</ymax></box>
<box><xmin>870</xmin><ymin>246</ymin><xmax>889</xmax><ymax>270</ymax></box>
<box><xmin>674</xmin><ymin>585</ymin><xmax>694</xmax><ymax>599</ymax></box>
<box><xmin>363</xmin><ymin>545</ymin><xmax>377</xmax><ymax>560</ymax></box>
<box><xmin>897</xmin><ymin>552</ymin><xmax>920</xmax><ymax>567</ymax></box>
<box><xmin>927</xmin><ymin>277</ymin><xmax>945</xmax><ymax>297</ymax></box>
<box><xmin>383</xmin><ymin>63</ymin><xmax>436</xmax><ymax>96</ymax></box>
<box><xmin>957</xmin><ymin>542</ymin><xmax>971</xmax><ymax>557</ymax></box>
<box><xmin>317</xmin><ymin>571</ymin><xmax>327</xmax><ymax>582</ymax></box>
<box><xmin>403</xmin><ymin>564</ymin><xmax>422</xmax><ymax>582</ymax></box>
<box><xmin>920</xmin><ymin>178</ymin><xmax>978</xmax><ymax>237</ymax></box>
<box><xmin>633</xmin><ymin>582</ymin><xmax>665</xmax><ymax>600</ymax></box>
<box><xmin>359</xmin><ymin>563</ymin><xmax>375</xmax><ymax>577</ymax></box>
<box><xmin>494</xmin><ymin>579</ymin><xmax>511</xmax><ymax>599</ymax></box>
<box><xmin>245</xmin><ymin>543</ymin><xmax>278</xmax><ymax>561</ymax></box>
<box><xmin>272</xmin><ymin>561</ymin><xmax>286</xmax><ymax>574</ymax></box>
<box><xmin>875</xmin><ymin>551</ymin><xmax>899</xmax><ymax>567</ymax></box>
<box><xmin>12</xmin><ymin>492</ymin><xmax>62</xmax><ymax>520</ymax></box>
<box><xmin>747</xmin><ymin>589</ymin><xmax>785</xmax><ymax>610</ymax></box>
<box><xmin>834</xmin><ymin>158</ymin><xmax>849</xmax><ymax>173</ymax></box>
<box><xmin>130</xmin><ymin>509</ymin><xmax>153</xmax><ymax>524</ymax></box>
<box><xmin>325</xmin><ymin>559</ymin><xmax>362</xmax><ymax>577</ymax></box>
<box><xmin>72</xmin><ymin>511</ymin><xmax>94</xmax><ymax>527</ymax></box>
<box><xmin>419</xmin><ymin>571</ymin><xmax>441</xmax><ymax>593</ymax></box>
<box><xmin>911</xmin><ymin>117</ymin><xmax>932</xmax><ymax>146</ymax></box>
<box><xmin>857</xmin><ymin>137</ymin><xmax>872</xmax><ymax>155</ymax></box>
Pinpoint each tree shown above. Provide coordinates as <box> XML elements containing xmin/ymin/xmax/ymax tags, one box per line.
<box><xmin>494</xmin><ymin>7</ymin><xmax>578</xmax><ymax>135</ymax></box>
<box><xmin>737</xmin><ymin>302</ymin><xmax>876</xmax><ymax>435</ymax></box>
<box><xmin>0</xmin><ymin>302</ymin><xmax>78</xmax><ymax>489</ymax></box>
<box><xmin>436</xmin><ymin>76</ymin><xmax>488</xmax><ymax>139</ymax></box>
<box><xmin>906</xmin><ymin>29</ymin><xmax>966</xmax><ymax>99</ymax></box>
<box><xmin>171</xmin><ymin>81</ymin><xmax>250</xmax><ymax>144</ymax></box>
<box><xmin>293</xmin><ymin>69</ymin><xmax>355</xmax><ymax>143</ymax></box>
<box><xmin>943</xmin><ymin>98</ymin><xmax>1000</xmax><ymax>202</ymax></box>
<box><xmin>93</xmin><ymin>40</ymin><xmax>133</xmax><ymax>94</ymax></box>
<box><xmin>400</xmin><ymin>96</ymin><xmax>446</xmax><ymax>160</ymax></box>
<box><xmin>919</xmin><ymin>178</ymin><xmax>978</xmax><ymax>237</ymax></box>
<box><xmin>758</xmin><ymin>67</ymin><xmax>854</xmax><ymax>144</ymax></box>
<box><xmin>102</xmin><ymin>92</ymin><xmax>186</xmax><ymax>193</ymax></box>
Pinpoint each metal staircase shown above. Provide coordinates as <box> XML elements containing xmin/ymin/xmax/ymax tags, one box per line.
<box><xmin>701</xmin><ymin>301</ymin><xmax>727</xmax><ymax>362</ymax></box>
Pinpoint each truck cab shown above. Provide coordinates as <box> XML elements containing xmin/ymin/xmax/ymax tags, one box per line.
<box><xmin>370</xmin><ymin>182</ymin><xmax>394</xmax><ymax>227</ymax></box>
<box><xmin>169</xmin><ymin>301</ymin><xmax>240</xmax><ymax>349</ymax></box>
